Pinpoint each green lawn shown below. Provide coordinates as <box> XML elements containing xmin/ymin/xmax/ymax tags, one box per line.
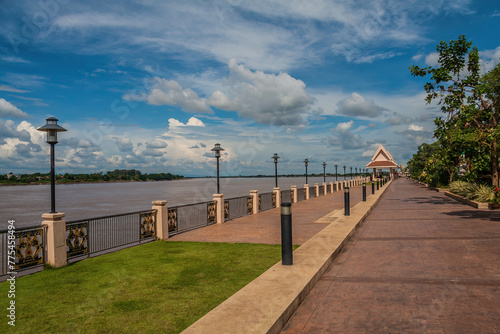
<box><xmin>0</xmin><ymin>241</ymin><xmax>285</xmax><ymax>334</ymax></box>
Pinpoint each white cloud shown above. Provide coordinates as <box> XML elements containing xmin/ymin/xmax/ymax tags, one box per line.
<box><xmin>336</xmin><ymin>120</ymin><xmax>354</xmax><ymax>132</ymax></box>
<box><xmin>425</xmin><ymin>52</ymin><xmax>440</xmax><ymax>66</ymax></box>
<box><xmin>0</xmin><ymin>85</ymin><xmax>29</xmax><ymax>93</ymax></box>
<box><xmin>0</xmin><ymin>99</ymin><xmax>29</xmax><ymax>118</ymax></box>
<box><xmin>143</xmin><ymin>78</ymin><xmax>212</xmax><ymax>113</ymax></box>
<box><xmin>168</xmin><ymin>117</ymin><xmax>205</xmax><ymax>129</ymax></box>
<box><xmin>208</xmin><ymin>58</ymin><xmax>314</xmax><ymax>126</ymax></box>
<box><xmin>408</xmin><ymin>123</ymin><xmax>424</xmax><ymax>131</ymax></box>
<box><xmin>337</xmin><ymin>92</ymin><xmax>387</xmax><ymax>118</ymax></box>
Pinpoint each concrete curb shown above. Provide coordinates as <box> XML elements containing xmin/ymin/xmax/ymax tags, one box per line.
<box><xmin>444</xmin><ymin>191</ymin><xmax>489</xmax><ymax>209</ymax></box>
<box><xmin>182</xmin><ymin>180</ymin><xmax>393</xmax><ymax>334</ymax></box>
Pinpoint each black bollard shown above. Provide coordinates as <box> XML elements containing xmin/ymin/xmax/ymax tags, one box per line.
<box><xmin>344</xmin><ymin>186</ymin><xmax>350</xmax><ymax>216</ymax></box>
<box><xmin>362</xmin><ymin>182</ymin><xmax>366</xmax><ymax>201</ymax></box>
<box><xmin>280</xmin><ymin>202</ymin><xmax>293</xmax><ymax>265</ymax></box>
<box><xmin>371</xmin><ymin>180</ymin><xmax>375</xmax><ymax>194</ymax></box>
<box><xmin>377</xmin><ymin>180</ymin><xmax>379</xmax><ymax>190</ymax></box>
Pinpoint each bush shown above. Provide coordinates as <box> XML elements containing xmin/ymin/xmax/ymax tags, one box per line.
<box><xmin>449</xmin><ymin>180</ymin><xmax>495</xmax><ymax>202</ymax></box>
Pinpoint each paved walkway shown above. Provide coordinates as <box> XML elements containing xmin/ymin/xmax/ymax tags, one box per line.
<box><xmin>281</xmin><ymin>178</ymin><xmax>500</xmax><ymax>333</ymax></box>
<box><xmin>169</xmin><ymin>185</ymin><xmax>366</xmax><ymax>245</ymax></box>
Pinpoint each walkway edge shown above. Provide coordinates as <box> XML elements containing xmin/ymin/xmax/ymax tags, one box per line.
<box><xmin>182</xmin><ymin>181</ymin><xmax>393</xmax><ymax>334</ymax></box>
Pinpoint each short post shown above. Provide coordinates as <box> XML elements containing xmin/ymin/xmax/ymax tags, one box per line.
<box><xmin>273</xmin><ymin>187</ymin><xmax>281</xmax><ymax>208</ymax></box>
<box><xmin>280</xmin><ymin>202</ymin><xmax>293</xmax><ymax>265</ymax></box>
<box><xmin>372</xmin><ymin>180</ymin><xmax>375</xmax><ymax>194</ymax></box>
<box><xmin>250</xmin><ymin>190</ymin><xmax>259</xmax><ymax>214</ymax></box>
<box><xmin>152</xmin><ymin>200</ymin><xmax>168</xmax><ymax>239</ymax></box>
<box><xmin>304</xmin><ymin>184</ymin><xmax>310</xmax><ymax>200</ymax></box>
<box><xmin>377</xmin><ymin>180</ymin><xmax>379</xmax><ymax>190</ymax></box>
<box><xmin>43</xmin><ymin>212</ymin><xmax>67</xmax><ymax>268</ymax></box>
<box><xmin>344</xmin><ymin>186</ymin><xmax>350</xmax><ymax>216</ymax></box>
<box><xmin>314</xmin><ymin>183</ymin><xmax>319</xmax><ymax>197</ymax></box>
<box><xmin>329</xmin><ymin>181</ymin><xmax>334</xmax><ymax>193</ymax></box>
<box><xmin>323</xmin><ymin>182</ymin><xmax>327</xmax><ymax>195</ymax></box>
<box><xmin>213</xmin><ymin>194</ymin><xmax>224</xmax><ymax>223</ymax></box>
<box><xmin>362</xmin><ymin>182</ymin><xmax>366</xmax><ymax>202</ymax></box>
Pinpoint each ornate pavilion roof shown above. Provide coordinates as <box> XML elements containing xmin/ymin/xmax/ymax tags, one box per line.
<box><xmin>366</xmin><ymin>144</ymin><xmax>399</xmax><ymax>169</ymax></box>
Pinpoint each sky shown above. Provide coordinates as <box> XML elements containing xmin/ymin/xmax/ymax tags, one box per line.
<box><xmin>0</xmin><ymin>0</ymin><xmax>499</xmax><ymax>177</ymax></box>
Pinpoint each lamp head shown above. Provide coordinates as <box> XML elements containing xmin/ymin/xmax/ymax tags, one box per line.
<box><xmin>211</xmin><ymin>143</ymin><xmax>225</xmax><ymax>158</ymax></box>
<box><xmin>37</xmin><ymin>117</ymin><xmax>67</xmax><ymax>144</ymax></box>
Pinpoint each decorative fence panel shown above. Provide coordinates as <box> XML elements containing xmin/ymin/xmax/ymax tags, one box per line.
<box><xmin>0</xmin><ymin>225</ymin><xmax>47</xmax><ymax>281</ymax></box>
<box><xmin>259</xmin><ymin>192</ymin><xmax>275</xmax><ymax>212</ymax></box>
<box><xmin>281</xmin><ymin>190</ymin><xmax>291</xmax><ymax>203</ymax></box>
<box><xmin>169</xmin><ymin>201</ymin><xmax>216</xmax><ymax>235</ymax></box>
<box><xmin>226</xmin><ymin>196</ymin><xmax>252</xmax><ymax>220</ymax></box>
<box><xmin>309</xmin><ymin>187</ymin><xmax>316</xmax><ymax>198</ymax></box>
<box><xmin>296</xmin><ymin>188</ymin><xmax>305</xmax><ymax>202</ymax></box>
<box><xmin>66</xmin><ymin>209</ymin><xmax>157</xmax><ymax>260</ymax></box>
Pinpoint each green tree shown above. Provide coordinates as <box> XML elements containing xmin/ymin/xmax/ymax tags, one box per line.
<box><xmin>410</xmin><ymin>35</ymin><xmax>499</xmax><ymax>187</ymax></box>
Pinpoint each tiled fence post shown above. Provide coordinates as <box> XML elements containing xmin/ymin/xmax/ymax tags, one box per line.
<box><xmin>43</xmin><ymin>212</ymin><xmax>67</xmax><ymax>268</ymax></box>
<box><xmin>304</xmin><ymin>184</ymin><xmax>310</xmax><ymax>200</ymax></box>
<box><xmin>213</xmin><ymin>194</ymin><xmax>224</xmax><ymax>223</ymax></box>
<box><xmin>273</xmin><ymin>187</ymin><xmax>281</xmax><ymax>208</ymax></box>
<box><xmin>250</xmin><ymin>190</ymin><xmax>259</xmax><ymax>214</ymax></box>
<box><xmin>291</xmin><ymin>186</ymin><xmax>297</xmax><ymax>204</ymax></box>
<box><xmin>152</xmin><ymin>200</ymin><xmax>168</xmax><ymax>239</ymax></box>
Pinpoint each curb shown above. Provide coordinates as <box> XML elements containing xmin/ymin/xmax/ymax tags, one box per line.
<box><xmin>182</xmin><ymin>180</ymin><xmax>393</xmax><ymax>334</ymax></box>
<box><xmin>444</xmin><ymin>191</ymin><xmax>489</xmax><ymax>209</ymax></box>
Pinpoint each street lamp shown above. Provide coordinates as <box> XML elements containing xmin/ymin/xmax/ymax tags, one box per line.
<box><xmin>355</xmin><ymin>167</ymin><xmax>357</xmax><ymax>176</ymax></box>
<box><xmin>343</xmin><ymin>165</ymin><xmax>346</xmax><ymax>181</ymax></box>
<box><xmin>37</xmin><ymin>117</ymin><xmax>67</xmax><ymax>213</ymax></box>
<box><xmin>304</xmin><ymin>158</ymin><xmax>309</xmax><ymax>184</ymax></box>
<box><xmin>322</xmin><ymin>162</ymin><xmax>327</xmax><ymax>183</ymax></box>
<box><xmin>211</xmin><ymin>143</ymin><xmax>225</xmax><ymax>194</ymax></box>
<box><xmin>335</xmin><ymin>164</ymin><xmax>338</xmax><ymax>182</ymax></box>
<box><xmin>272</xmin><ymin>153</ymin><xmax>280</xmax><ymax>187</ymax></box>
<box><xmin>350</xmin><ymin>166</ymin><xmax>352</xmax><ymax>179</ymax></box>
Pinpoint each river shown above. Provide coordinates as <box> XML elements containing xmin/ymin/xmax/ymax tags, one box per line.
<box><xmin>0</xmin><ymin>176</ymin><xmax>354</xmax><ymax>229</ymax></box>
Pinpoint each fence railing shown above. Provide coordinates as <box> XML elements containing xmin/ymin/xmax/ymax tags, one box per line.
<box><xmin>309</xmin><ymin>187</ymin><xmax>316</xmax><ymax>198</ymax></box>
<box><xmin>168</xmin><ymin>201</ymin><xmax>217</xmax><ymax>236</ymax></box>
<box><xmin>259</xmin><ymin>192</ymin><xmax>276</xmax><ymax>212</ymax></box>
<box><xmin>65</xmin><ymin>209</ymin><xmax>157</xmax><ymax>261</ymax></box>
<box><xmin>0</xmin><ymin>224</ymin><xmax>47</xmax><ymax>280</ymax></box>
<box><xmin>297</xmin><ymin>188</ymin><xmax>305</xmax><ymax>202</ymax></box>
<box><xmin>281</xmin><ymin>189</ymin><xmax>291</xmax><ymax>203</ymax></box>
<box><xmin>225</xmin><ymin>196</ymin><xmax>252</xmax><ymax>221</ymax></box>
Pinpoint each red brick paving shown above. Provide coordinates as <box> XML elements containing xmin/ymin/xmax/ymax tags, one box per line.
<box><xmin>281</xmin><ymin>178</ymin><xmax>500</xmax><ymax>333</ymax></box>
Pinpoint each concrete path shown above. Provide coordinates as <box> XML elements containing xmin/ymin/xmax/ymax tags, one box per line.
<box><xmin>169</xmin><ymin>185</ymin><xmax>366</xmax><ymax>245</ymax></box>
<box><xmin>281</xmin><ymin>178</ymin><xmax>500</xmax><ymax>333</ymax></box>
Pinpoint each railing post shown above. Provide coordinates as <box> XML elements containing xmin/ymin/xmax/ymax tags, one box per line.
<box><xmin>152</xmin><ymin>200</ymin><xmax>168</xmax><ymax>239</ymax></box>
<box><xmin>304</xmin><ymin>184</ymin><xmax>310</xmax><ymax>200</ymax></box>
<box><xmin>314</xmin><ymin>183</ymin><xmax>319</xmax><ymax>197</ymax></box>
<box><xmin>329</xmin><ymin>181</ymin><xmax>334</xmax><ymax>193</ymax></box>
<box><xmin>43</xmin><ymin>212</ymin><xmax>67</xmax><ymax>268</ymax></box>
<box><xmin>291</xmin><ymin>186</ymin><xmax>297</xmax><ymax>203</ymax></box>
<box><xmin>213</xmin><ymin>194</ymin><xmax>224</xmax><ymax>223</ymax></box>
<box><xmin>273</xmin><ymin>187</ymin><xmax>281</xmax><ymax>208</ymax></box>
<box><xmin>377</xmin><ymin>180</ymin><xmax>379</xmax><ymax>190</ymax></box>
<box><xmin>250</xmin><ymin>190</ymin><xmax>259</xmax><ymax>214</ymax></box>
<box><xmin>362</xmin><ymin>183</ymin><xmax>366</xmax><ymax>202</ymax></box>
<box><xmin>323</xmin><ymin>182</ymin><xmax>327</xmax><ymax>195</ymax></box>
<box><xmin>280</xmin><ymin>202</ymin><xmax>293</xmax><ymax>265</ymax></box>
<box><xmin>372</xmin><ymin>180</ymin><xmax>375</xmax><ymax>194</ymax></box>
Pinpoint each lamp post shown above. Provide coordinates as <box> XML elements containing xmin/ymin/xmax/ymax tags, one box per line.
<box><xmin>272</xmin><ymin>153</ymin><xmax>280</xmax><ymax>187</ymax></box>
<box><xmin>304</xmin><ymin>159</ymin><xmax>309</xmax><ymax>184</ymax></box>
<box><xmin>335</xmin><ymin>164</ymin><xmax>338</xmax><ymax>182</ymax></box>
<box><xmin>322</xmin><ymin>162</ymin><xmax>327</xmax><ymax>183</ymax></box>
<box><xmin>355</xmin><ymin>167</ymin><xmax>357</xmax><ymax>177</ymax></box>
<box><xmin>211</xmin><ymin>143</ymin><xmax>225</xmax><ymax>194</ymax></box>
<box><xmin>350</xmin><ymin>166</ymin><xmax>352</xmax><ymax>179</ymax></box>
<box><xmin>343</xmin><ymin>165</ymin><xmax>346</xmax><ymax>181</ymax></box>
<box><xmin>37</xmin><ymin>117</ymin><xmax>67</xmax><ymax>213</ymax></box>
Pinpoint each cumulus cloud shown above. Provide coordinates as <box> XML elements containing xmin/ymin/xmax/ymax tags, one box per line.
<box><xmin>0</xmin><ymin>120</ymin><xmax>31</xmax><ymax>144</ymax></box>
<box><xmin>337</xmin><ymin>93</ymin><xmax>386</xmax><ymax>118</ymax></box>
<box><xmin>114</xmin><ymin>137</ymin><xmax>134</xmax><ymax>152</ymax></box>
<box><xmin>145</xmin><ymin>139</ymin><xmax>168</xmax><ymax>149</ymax></box>
<box><xmin>408</xmin><ymin>123</ymin><xmax>424</xmax><ymax>131</ymax></box>
<box><xmin>326</xmin><ymin>120</ymin><xmax>366</xmax><ymax>150</ymax></box>
<box><xmin>0</xmin><ymin>99</ymin><xmax>29</xmax><ymax>118</ymax></box>
<box><xmin>336</xmin><ymin>120</ymin><xmax>354</xmax><ymax>132</ymax></box>
<box><xmin>398</xmin><ymin>123</ymin><xmax>433</xmax><ymax>144</ymax></box>
<box><xmin>209</xmin><ymin>58</ymin><xmax>314</xmax><ymax>126</ymax></box>
<box><xmin>168</xmin><ymin>117</ymin><xmax>205</xmax><ymax>129</ymax></box>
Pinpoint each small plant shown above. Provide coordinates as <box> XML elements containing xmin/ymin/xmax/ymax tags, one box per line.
<box><xmin>494</xmin><ymin>188</ymin><xmax>500</xmax><ymax>204</ymax></box>
<box><xmin>474</xmin><ymin>184</ymin><xmax>495</xmax><ymax>202</ymax></box>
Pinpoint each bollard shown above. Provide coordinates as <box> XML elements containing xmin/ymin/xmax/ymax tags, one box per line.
<box><xmin>344</xmin><ymin>186</ymin><xmax>350</xmax><ymax>216</ymax></box>
<box><xmin>280</xmin><ymin>202</ymin><xmax>293</xmax><ymax>265</ymax></box>
<box><xmin>362</xmin><ymin>182</ymin><xmax>366</xmax><ymax>201</ymax></box>
<box><xmin>377</xmin><ymin>180</ymin><xmax>379</xmax><ymax>190</ymax></box>
<box><xmin>371</xmin><ymin>181</ymin><xmax>375</xmax><ymax>194</ymax></box>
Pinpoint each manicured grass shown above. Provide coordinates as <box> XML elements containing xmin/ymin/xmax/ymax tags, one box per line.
<box><xmin>0</xmin><ymin>241</ymin><xmax>284</xmax><ymax>333</ymax></box>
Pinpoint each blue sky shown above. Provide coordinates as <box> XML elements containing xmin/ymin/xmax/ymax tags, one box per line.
<box><xmin>1</xmin><ymin>0</ymin><xmax>499</xmax><ymax>177</ymax></box>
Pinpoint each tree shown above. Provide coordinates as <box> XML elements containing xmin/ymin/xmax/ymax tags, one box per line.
<box><xmin>410</xmin><ymin>35</ymin><xmax>499</xmax><ymax>187</ymax></box>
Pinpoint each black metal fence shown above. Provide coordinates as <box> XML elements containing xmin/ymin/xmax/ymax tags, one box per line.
<box><xmin>0</xmin><ymin>224</ymin><xmax>47</xmax><ymax>281</ymax></box>
<box><xmin>168</xmin><ymin>201</ymin><xmax>217</xmax><ymax>236</ymax></box>
<box><xmin>297</xmin><ymin>188</ymin><xmax>305</xmax><ymax>202</ymax></box>
<box><xmin>259</xmin><ymin>192</ymin><xmax>275</xmax><ymax>212</ymax></box>
<box><xmin>225</xmin><ymin>196</ymin><xmax>252</xmax><ymax>221</ymax></box>
<box><xmin>65</xmin><ymin>209</ymin><xmax>157</xmax><ymax>261</ymax></box>
<box><xmin>309</xmin><ymin>186</ymin><xmax>316</xmax><ymax>198</ymax></box>
<box><xmin>281</xmin><ymin>189</ymin><xmax>291</xmax><ymax>203</ymax></box>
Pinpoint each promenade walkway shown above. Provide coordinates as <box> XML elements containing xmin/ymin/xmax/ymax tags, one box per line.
<box><xmin>169</xmin><ymin>185</ymin><xmax>366</xmax><ymax>245</ymax></box>
<box><xmin>282</xmin><ymin>178</ymin><xmax>500</xmax><ymax>333</ymax></box>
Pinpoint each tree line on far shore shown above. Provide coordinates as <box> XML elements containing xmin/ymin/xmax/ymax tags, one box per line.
<box><xmin>0</xmin><ymin>169</ymin><xmax>184</xmax><ymax>185</ymax></box>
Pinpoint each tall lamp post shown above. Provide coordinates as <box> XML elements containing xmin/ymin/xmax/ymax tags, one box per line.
<box><xmin>322</xmin><ymin>162</ymin><xmax>327</xmax><ymax>183</ymax></box>
<box><xmin>37</xmin><ymin>117</ymin><xmax>67</xmax><ymax>213</ymax></box>
<box><xmin>335</xmin><ymin>163</ymin><xmax>338</xmax><ymax>181</ymax></box>
<box><xmin>211</xmin><ymin>143</ymin><xmax>225</xmax><ymax>194</ymax></box>
<box><xmin>355</xmin><ymin>167</ymin><xmax>357</xmax><ymax>177</ymax></box>
<box><xmin>350</xmin><ymin>166</ymin><xmax>353</xmax><ymax>179</ymax></box>
<box><xmin>343</xmin><ymin>165</ymin><xmax>346</xmax><ymax>181</ymax></box>
<box><xmin>304</xmin><ymin>159</ymin><xmax>309</xmax><ymax>184</ymax></box>
<box><xmin>272</xmin><ymin>153</ymin><xmax>280</xmax><ymax>187</ymax></box>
